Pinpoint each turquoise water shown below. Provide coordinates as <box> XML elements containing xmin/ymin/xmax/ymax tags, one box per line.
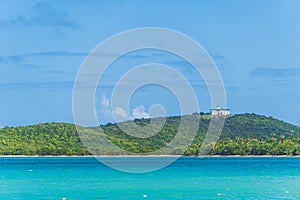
<box><xmin>1</xmin><ymin>157</ymin><xmax>300</xmax><ymax>199</ymax></box>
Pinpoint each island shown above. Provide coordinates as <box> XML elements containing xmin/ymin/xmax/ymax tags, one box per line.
<box><xmin>0</xmin><ymin>113</ymin><xmax>299</xmax><ymax>156</ymax></box>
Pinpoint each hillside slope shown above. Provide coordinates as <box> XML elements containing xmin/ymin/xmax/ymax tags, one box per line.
<box><xmin>0</xmin><ymin>113</ymin><xmax>299</xmax><ymax>155</ymax></box>
<box><xmin>222</xmin><ymin>113</ymin><xmax>300</xmax><ymax>139</ymax></box>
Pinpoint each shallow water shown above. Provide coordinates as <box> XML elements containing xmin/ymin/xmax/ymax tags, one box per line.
<box><xmin>1</xmin><ymin>156</ymin><xmax>300</xmax><ymax>199</ymax></box>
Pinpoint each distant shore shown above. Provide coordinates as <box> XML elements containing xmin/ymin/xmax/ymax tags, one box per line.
<box><xmin>1</xmin><ymin>155</ymin><xmax>300</xmax><ymax>158</ymax></box>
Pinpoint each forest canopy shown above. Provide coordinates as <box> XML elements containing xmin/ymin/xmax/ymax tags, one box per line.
<box><xmin>0</xmin><ymin>113</ymin><xmax>299</xmax><ymax>156</ymax></box>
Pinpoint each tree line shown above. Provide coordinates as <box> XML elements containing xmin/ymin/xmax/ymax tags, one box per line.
<box><xmin>0</xmin><ymin>114</ymin><xmax>299</xmax><ymax>155</ymax></box>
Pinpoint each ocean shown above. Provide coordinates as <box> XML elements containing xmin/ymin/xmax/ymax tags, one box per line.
<box><xmin>0</xmin><ymin>156</ymin><xmax>300</xmax><ymax>199</ymax></box>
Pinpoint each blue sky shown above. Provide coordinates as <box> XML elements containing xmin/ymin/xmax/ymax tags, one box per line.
<box><xmin>0</xmin><ymin>0</ymin><xmax>300</xmax><ymax>126</ymax></box>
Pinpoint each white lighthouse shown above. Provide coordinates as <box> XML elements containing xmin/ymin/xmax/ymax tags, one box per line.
<box><xmin>210</xmin><ymin>105</ymin><xmax>230</xmax><ymax>116</ymax></box>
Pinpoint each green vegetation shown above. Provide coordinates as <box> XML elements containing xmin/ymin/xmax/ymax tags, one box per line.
<box><xmin>0</xmin><ymin>113</ymin><xmax>299</xmax><ymax>155</ymax></box>
<box><xmin>0</xmin><ymin>123</ymin><xmax>89</xmax><ymax>155</ymax></box>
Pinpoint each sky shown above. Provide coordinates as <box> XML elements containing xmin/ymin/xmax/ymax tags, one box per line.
<box><xmin>0</xmin><ymin>0</ymin><xmax>300</xmax><ymax>127</ymax></box>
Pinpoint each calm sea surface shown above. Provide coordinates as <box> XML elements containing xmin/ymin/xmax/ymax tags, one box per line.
<box><xmin>0</xmin><ymin>157</ymin><xmax>300</xmax><ymax>199</ymax></box>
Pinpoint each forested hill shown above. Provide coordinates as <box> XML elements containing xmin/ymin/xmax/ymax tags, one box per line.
<box><xmin>0</xmin><ymin>113</ymin><xmax>300</xmax><ymax>155</ymax></box>
<box><xmin>221</xmin><ymin>113</ymin><xmax>300</xmax><ymax>139</ymax></box>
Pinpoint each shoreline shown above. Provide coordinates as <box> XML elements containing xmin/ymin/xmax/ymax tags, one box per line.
<box><xmin>1</xmin><ymin>155</ymin><xmax>300</xmax><ymax>158</ymax></box>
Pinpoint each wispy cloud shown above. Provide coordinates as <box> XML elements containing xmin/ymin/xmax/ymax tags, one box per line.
<box><xmin>165</xmin><ymin>53</ymin><xmax>228</xmax><ymax>70</ymax></box>
<box><xmin>0</xmin><ymin>55</ymin><xmax>25</xmax><ymax>63</ymax></box>
<box><xmin>23</xmin><ymin>64</ymin><xmax>43</xmax><ymax>69</ymax></box>
<box><xmin>0</xmin><ymin>1</ymin><xmax>79</xmax><ymax>29</ymax></box>
<box><xmin>0</xmin><ymin>81</ymin><xmax>73</xmax><ymax>90</ymax></box>
<box><xmin>0</xmin><ymin>51</ymin><xmax>87</xmax><ymax>63</ymax></box>
<box><xmin>211</xmin><ymin>54</ymin><xmax>229</xmax><ymax>67</ymax></box>
<box><xmin>29</xmin><ymin>51</ymin><xmax>87</xmax><ymax>57</ymax></box>
<box><xmin>252</xmin><ymin>67</ymin><xmax>300</xmax><ymax>79</ymax></box>
<box><xmin>31</xmin><ymin>2</ymin><xmax>78</xmax><ymax>28</ymax></box>
<box><xmin>22</xmin><ymin>64</ymin><xmax>73</xmax><ymax>75</ymax></box>
<box><xmin>211</xmin><ymin>54</ymin><xmax>226</xmax><ymax>60</ymax></box>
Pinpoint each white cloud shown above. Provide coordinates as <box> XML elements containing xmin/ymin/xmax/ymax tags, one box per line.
<box><xmin>101</xmin><ymin>93</ymin><xmax>110</xmax><ymax>108</ymax></box>
<box><xmin>113</xmin><ymin>107</ymin><xmax>129</xmax><ymax>121</ymax></box>
<box><xmin>97</xmin><ymin>93</ymin><xmax>152</xmax><ymax>123</ymax></box>
<box><xmin>97</xmin><ymin>93</ymin><xmax>113</xmax><ymax>123</ymax></box>
<box><xmin>132</xmin><ymin>105</ymin><xmax>151</xmax><ymax>119</ymax></box>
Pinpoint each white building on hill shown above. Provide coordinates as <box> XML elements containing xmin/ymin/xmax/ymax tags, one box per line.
<box><xmin>210</xmin><ymin>105</ymin><xmax>230</xmax><ymax>116</ymax></box>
